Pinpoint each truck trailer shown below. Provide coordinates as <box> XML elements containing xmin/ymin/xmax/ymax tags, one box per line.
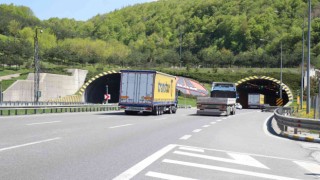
<box><xmin>119</xmin><ymin>70</ymin><xmax>177</xmax><ymax>115</ymax></box>
<box><xmin>248</xmin><ymin>93</ymin><xmax>265</xmax><ymax>109</ymax></box>
<box><xmin>197</xmin><ymin>82</ymin><xmax>237</xmax><ymax>116</ymax></box>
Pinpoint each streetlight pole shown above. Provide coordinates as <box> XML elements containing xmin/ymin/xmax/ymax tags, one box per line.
<box><xmin>179</xmin><ymin>27</ymin><xmax>182</xmax><ymax>68</ymax></box>
<box><xmin>34</xmin><ymin>28</ymin><xmax>42</xmax><ymax>103</ymax></box>
<box><xmin>301</xmin><ymin>17</ymin><xmax>305</xmax><ymax>109</ymax></box>
<box><xmin>280</xmin><ymin>41</ymin><xmax>283</xmax><ymax>102</ymax></box>
<box><xmin>306</xmin><ymin>0</ymin><xmax>311</xmax><ymax>113</ymax></box>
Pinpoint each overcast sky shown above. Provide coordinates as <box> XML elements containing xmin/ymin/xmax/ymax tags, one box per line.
<box><xmin>0</xmin><ymin>0</ymin><xmax>157</xmax><ymax>21</ymax></box>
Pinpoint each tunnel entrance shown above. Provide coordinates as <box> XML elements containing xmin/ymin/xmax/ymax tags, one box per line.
<box><xmin>84</xmin><ymin>73</ymin><xmax>121</xmax><ymax>104</ymax></box>
<box><xmin>236</xmin><ymin>76</ymin><xmax>293</xmax><ymax>108</ymax></box>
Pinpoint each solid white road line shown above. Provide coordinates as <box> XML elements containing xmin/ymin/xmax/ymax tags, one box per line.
<box><xmin>202</xmin><ymin>125</ymin><xmax>210</xmax><ymax>128</ymax></box>
<box><xmin>163</xmin><ymin>159</ymin><xmax>301</xmax><ymax>180</ymax></box>
<box><xmin>109</xmin><ymin>124</ymin><xmax>133</xmax><ymax>129</ymax></box>
<box><xmin>173</xmin><ymin>151</ymin><xmax>269</xmax><ymax>169</ymax></box>
<box><xmin>210</xmin><ymin>122</ymin><xmax>216</xmax><ymax>124</ymax></box>
<box><xmin>113</xmin><ymin>144</ymin><xmax>177</xmax><ymax>180</ymax></box>
<box><xmin>26</xmin><ymin>121</ymin><xmax>61</xmax><ymax>125</ymax></box>
<box><xmin>263</xmin><ymin>115</ymin><xmax>288</xmax><ymax>141</ymax></box>
<box><xmin>179</xmin><ymin>147</ymin><xmax>204</xmax><ymax>153</ymax></box>
<box><xmin>294</xmin><ymin>161</ymin><xmax>320</xmax><ymax>174</ymax></box>
<box><xmin>217</xmin><ymin>120</ymin><xmax>222</xmax><ymax>122</ymax></box>
<box><xmin>222</xmin><ymin>118</ymin><xmax>228</xmax><ymax>120</ymax></box>
<box><xmin>180</xmin><ymin>135</ymin><xmax>192</xmax><ymax>140</ymax></box>
<box><xmin>192</xmin><ymin>129</ymin><xmax>202</xmax><ymax>133</ymax></box>
<box><xmin>145</xmin><ymin>171</ymin><xmax>198</xmax><ymax>180</ymax></box>
<box><xmin>0</xmin><ymin>137</ymin><xmax>61</xmax><ymax>152</ymax></box>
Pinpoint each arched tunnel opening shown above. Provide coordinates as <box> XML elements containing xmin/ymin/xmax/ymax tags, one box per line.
<box><xmin>85</xmin><ymin>73</ymin><xmax>121</xmax><ymax>104</ymax></box>
<box><xmin>236</xmin><ymin>79</ymin><xmax>289</xmax><ymax>108</ymax></box>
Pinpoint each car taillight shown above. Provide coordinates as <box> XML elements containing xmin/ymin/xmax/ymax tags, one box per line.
<box><xmin>145</xmin><ymin>107</ymin><xmax>152</xmax><ymax>110</ymax></box>
<box><xmin>120</xmin><ymin>105</ymin><xmax>126</xmax><ymax>109</ymax></box>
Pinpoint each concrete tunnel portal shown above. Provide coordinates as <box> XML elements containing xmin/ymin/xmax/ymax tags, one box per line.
<box><xmin>81</xmin><ymin>72</ymin><xmax>293</xmax><ymax>108</ymax></box>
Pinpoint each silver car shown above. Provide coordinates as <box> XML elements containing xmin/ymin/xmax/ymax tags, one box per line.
<box><xmin>235</xmin><ymin>103</ymin><xmax>242</xmax><ymax>110</ymax></box>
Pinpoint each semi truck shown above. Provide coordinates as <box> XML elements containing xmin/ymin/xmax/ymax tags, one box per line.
<box><xmin>119</xmin><ymin>70</ymin><xmax>177</xmax><ymax>115</ymax></box>
<box><xmin>248</xmin><ymin>93</ymin><xmax>265</xmax><ymax>109</ymax></box>
<box><xmin>197</xmin><ymin>82</ymin><xmax>237</xmax><ymax>116</ymax></box>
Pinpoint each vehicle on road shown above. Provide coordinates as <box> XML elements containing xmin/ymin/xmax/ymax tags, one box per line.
<box><xmin>119</xmin><ymin>70</ymin><xmax>177</xmax><ymax>115</ymax></box>
<box><xmin>248</xmin><ymin>93</ymin><xmax>265</xmax><ymax>109</ymax></box>
<box><xmin>196</xmin><ymin>82</ymin><xmax>237</xmax><ymax>116</ymax></box>
<box><xmin>235</xmin><ymin>103</ymin><xmax>242</xmax><ymax>109</ymax></box>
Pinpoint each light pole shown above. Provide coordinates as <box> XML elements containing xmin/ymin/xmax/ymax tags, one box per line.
<box><xmin>306</xmin><ymin>0</ymin><xmax>311</xmax><ymax>113</ymax></box>
<box><xmin>301</xmin><ymin>17</ymin><xmax>305</xmax><ymax>109</ymax></box>
<box><xmin>179</xmin><ymin>26</ymin><xmax>182</xmax><ymax>68</ymax></box>
<box><xmin>34</xmin><ymin>28</ymin><xmax>42</xmax><ymax>103</ymax></box>
<box><xmin>280</xmin><ymin>41</ymin><xmax>283</xmax><ymax>102</ymax></box>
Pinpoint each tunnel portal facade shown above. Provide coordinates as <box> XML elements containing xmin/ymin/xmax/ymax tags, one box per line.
<box><xmin>79</xmin><ymin>72</ymin><xmax>294</xmax><ymax>108</ymax></box>
<box><xmin>78</xmin><ymin>71</ymin><xmax>121</xmax><ymax>104</ymax></box>
<box><xmin>235</xmin><ymin>76</ymin><xmax>293</xmax><ymax>108</ymax></box>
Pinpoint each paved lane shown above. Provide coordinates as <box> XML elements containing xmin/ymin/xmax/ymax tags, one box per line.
<box><xmin>0</xmin><ymin>109</ymin><xmax>319</xmax><ymax>179</ymax></box>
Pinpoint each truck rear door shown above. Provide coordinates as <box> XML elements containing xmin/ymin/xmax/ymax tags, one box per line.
<box><xmin>120</xmin><ymin>72</ymin><xmax>154</xmax><ymax>105</ymax></box>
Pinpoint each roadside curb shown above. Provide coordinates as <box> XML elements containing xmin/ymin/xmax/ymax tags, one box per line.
<box><xmin>280</xmin><ymin>132</ymin><xmax>320</xmax><ymax>143</ymax></box>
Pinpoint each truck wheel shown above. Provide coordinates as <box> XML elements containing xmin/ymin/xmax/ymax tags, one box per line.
<box><xmin>172</xmin><ymin>106</ymin><xmax>177</xmax><ymax>114</ymax></box>
<box><xmin>168</xmin><ymin>107</ymin><xmax>173</xmax><ymax>114</ymax></box>
<box><xmin>152</xmin><ymin>107</ymin><xmax>157</xmax><ymax>115</ymax></box>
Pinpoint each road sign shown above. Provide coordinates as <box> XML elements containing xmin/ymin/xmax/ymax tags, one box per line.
<box><xmin>104</xmin><ymin>94</ymin><xmax>111</xmax><ymax>100</ymax></box>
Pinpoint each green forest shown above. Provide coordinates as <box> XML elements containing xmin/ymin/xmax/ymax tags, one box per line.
<box><xmin>1</xmin><ymin>0</ymin><xmax>320</xmax><ymax>70</ymax></box>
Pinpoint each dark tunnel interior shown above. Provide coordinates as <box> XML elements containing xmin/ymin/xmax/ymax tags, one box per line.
<box><xmin>85</xmin><ymin>73</ymin><xmax>121</xmax><ymax>104</ymax></box>
<box><xmin>237</xmin><ymin>79</ymin><xmax>289</xmax><ymax>108</ymax></box>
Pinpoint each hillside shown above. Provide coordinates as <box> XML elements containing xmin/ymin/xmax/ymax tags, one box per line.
<box><xmin>1</xmin><ymin>0</ymin><xmax>320</xmax><ymax>70</ymax></box>
<box><xmin>0</xmin><ymin>0</ymin><xmax>319</xmax><ymax>96</ymax></box>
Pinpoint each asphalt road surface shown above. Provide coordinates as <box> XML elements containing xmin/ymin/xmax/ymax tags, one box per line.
<box><xmin>0</xmin><ymin>109</ymin><xmax>320</xmax><ymax>180</ymax></box>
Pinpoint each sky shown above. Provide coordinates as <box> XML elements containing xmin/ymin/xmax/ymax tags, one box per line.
<box><xmin>0</xmin><ymin>0</ymin><xmax>157</xmax><ymax>21</ymax></box>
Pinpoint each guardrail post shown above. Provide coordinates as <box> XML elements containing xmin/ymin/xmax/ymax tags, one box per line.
<box><xmin>0</xmin><ymin>110</ymin><xmax>2</xmax><ymax>116</ymax></box>
<box><xmin>294</xmin><ymin>128</ymin><xmax>297</xmax><ymax>134</ymax></box>
<box><xmin>25</xmin><ymin>109</ymin><xmax>27</xmax><ymax>115</ymax></box>
<box><xmin>34</xmin><ymin>109</ymin><xmax>36</xmax><ymax>114</ymax></box>
<box><xmin>15</xmin><ymin>109</ymin><xmax>17</xmax><ymax>115</ymax></box>
<box><xmin>284</xmin><ymin>126</ymin><xmax>287</xmax><ymax>132</ymax></box>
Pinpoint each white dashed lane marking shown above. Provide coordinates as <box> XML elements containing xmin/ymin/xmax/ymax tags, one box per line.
<box><xmin>192</xmin><ymin>129</ymin><xmax>202</xmax><ymax>133</ymax></box>
<box><xmin>180</xmin><ymin>135</ymin><xmax>192</xmax><ymax>140</ymax></box>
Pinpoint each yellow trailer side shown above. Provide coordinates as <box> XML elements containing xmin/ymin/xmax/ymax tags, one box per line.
<box><xmin>154</xmin><ymin>72</ymin><xmax>177</xmax><ymax>103</ymax></box>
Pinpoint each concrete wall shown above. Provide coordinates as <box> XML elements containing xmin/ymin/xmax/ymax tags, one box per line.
<box><xmin>3</xmin><ymin>69</ymin><xmax>87</xmax><ymax>101</ymax></box>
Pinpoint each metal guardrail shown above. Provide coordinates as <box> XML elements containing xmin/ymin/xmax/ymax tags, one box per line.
<box><xmin>0</xmin><ymin>104</ymin><xmax>119</xmax><ymax>116</ymax></box>
<box><xmin>273</xmin><ymin>107</ymin><xmax>320</xmax><ymax>132</ymax></box>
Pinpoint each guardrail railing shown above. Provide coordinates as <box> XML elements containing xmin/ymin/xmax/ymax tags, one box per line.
<box><xmin>0</xmin><ymin>104</ymin><xmax>119</xmax><ymax>116</ymax></box>
<box><xmin>273</xmin><ymin>107</ymin><xmax>320</xmax><ymax>135</ymax></box>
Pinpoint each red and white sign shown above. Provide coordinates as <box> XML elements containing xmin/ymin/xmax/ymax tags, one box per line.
<box><xmin>104</xmin><ymin>94</ymin><xmax>111</xmax><ymax>100</ymax></box>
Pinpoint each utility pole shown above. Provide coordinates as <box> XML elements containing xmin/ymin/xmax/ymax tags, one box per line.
<box><xmin>307</xmin><ymin>0</ymin><xmax>311</xmax><ymax>113</ymax></box>
<box><xmin>34</xmin><ymin>28</ymin><xmax>42</xmax><ymax>103</ymax></box>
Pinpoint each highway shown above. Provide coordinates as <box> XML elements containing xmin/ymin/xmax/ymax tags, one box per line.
<box><xmin>0</xmin><ymin>109</ymin><xmax>319</xmax><ymax>180</ymax></box>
